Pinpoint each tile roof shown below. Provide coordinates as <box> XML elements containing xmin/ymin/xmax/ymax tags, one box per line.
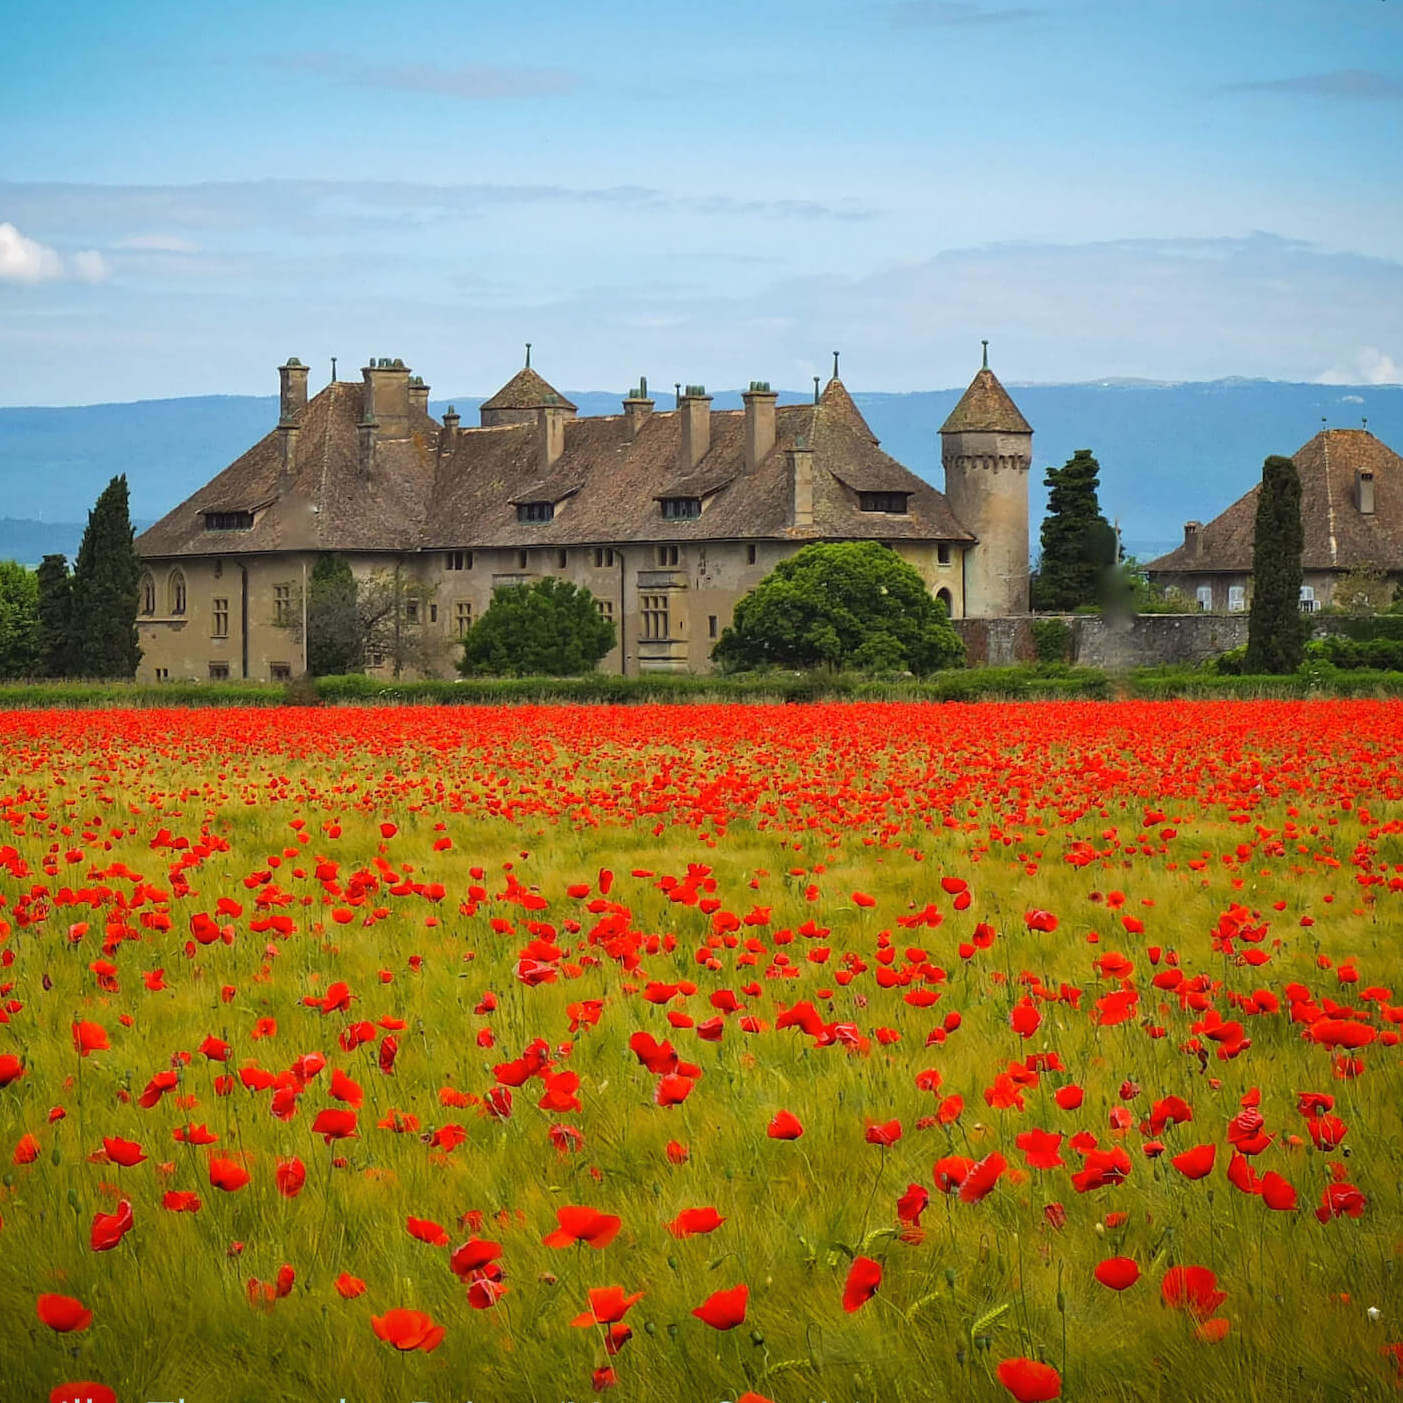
<box><xmin>1147</xmin><ymin>429</ymin><xmax>1403</xmax><ymax>574</ymax></box>
<box><xmin>137</xmin><ymin>369</ymin><xmax>979</xmax><ymax>562</ymax></box>
<box><xmin>479</xmin><ymin>366</ymin><xmax>577</xmax><ymax>412</ymax></box>
<box><xmin>940</xmin><ymin>367</ymin><xmax>1033</xmax><ymax>435</ymax></box>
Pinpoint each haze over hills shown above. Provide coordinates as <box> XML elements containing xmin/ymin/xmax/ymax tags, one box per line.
<box><xmin>1</xmin><ymin>380</ymin><xmax>1398</xmax><ymax>566</ymax></box>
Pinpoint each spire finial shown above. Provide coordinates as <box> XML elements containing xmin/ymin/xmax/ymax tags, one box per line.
<box><xmin>1363</xmin><ymin>415</ymin><xmax>1368</xmax><ymax>431</ymax></box>
<box><xmin>981</xmin><ymin>339</ymin><xmax>989</xmax><ymax>370</ymax></box>
<box><xmin>813</xmin><ymin>375</ymin><xmax>820</xmax><ymax>404</ymax></box>
<box><xmin>675</xmin><ymin>382</ymin><xmax>682</xmax><ymax>408</ymax></box>
<box><xmin>525</xmin><ymin>342</ymin><xmax>532</xmax><ymax>369</ymax></box>
<box><xmin>832</xmin><ymin>350</ymin><xmax>840</xmax><ymax>380</ymax></box>
<box><xmin>330</xmin><ymin>355</ymin><xmax>337</xmax><ymax>382</ymax></box>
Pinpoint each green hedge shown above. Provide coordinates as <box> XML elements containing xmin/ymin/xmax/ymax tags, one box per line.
<box><xmin>0</xmin><ymin>680</ymin><xmax>285</xmax><ymax>709</ymax></box>
<box><xmin>1313</xmin><ymin>615</ymin><xmax>1403</xmax><ymax>642</ymax></box>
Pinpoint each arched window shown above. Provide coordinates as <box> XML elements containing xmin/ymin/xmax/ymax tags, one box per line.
<box><xmin>936</xmin><ymin>587</ymin><xmax>954</xmax><ymax>617</ymax></box>
<box><xmin>140</xmin><ymin>573</ymin><xmax>156</xmax><ymax>615</ymax></box>
<box><xmin>169</xmin><ymin>570</ymin><xmax>187</xmax><ymax>616</ymax></box>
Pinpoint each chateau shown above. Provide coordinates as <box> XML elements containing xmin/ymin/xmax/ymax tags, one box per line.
<box><xmin>1146</xmin><ymin>428</ymin><xmax>1403</xmax><ymax>612</ymax></box>
<box><xmin>134</xmin><ymin>351</ymin><xmax>1033</xmax><ymax>681</ymax></box>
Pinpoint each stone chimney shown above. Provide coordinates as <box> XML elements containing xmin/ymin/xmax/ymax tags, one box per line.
<box><xmin>357</xmin><ymin>417</ymin><xmax>377</xmax><ymax>478</ymax></box>
<box><xmin>361</xmin><ymin>358</ymin><xmax>411</xmax><ymax>440</ymax></box>
<box><xmin>440</xmin><ymin>404</ymin><xmax>460</xmax><ymax>447</ymax></box>
<box><xmin>788</xmin><ymin>436</ymin><xmax>815</xmax><ymax>527</ymax></box>
<box><xmin>277</xmin><ymin>420</ymin><xmax>299</xmax><ymax>484</ymax></box>
<box><xmin>679</xmin><ymin>385</ymin><xmax>711</xmax><ymax>471</ymax></box>
<box><xmin>537</xmin><ymin>399</ymin><xmax>569</xmax><ymax>473</ymax></box>
<box><xmin>623</xmin><ymin>376</ymin><xmax>654</xmax><ymax>441</ymax></box>
<box><xmin>408</xmin><ymin>374</ymin><xmax>430</xmax><ymax>419</ymax></box>
<box><xmin>1357</xmin><ymin>469</ymin><xmax>1375</xmax><ymax>515</ymax></box>
<box><xmin>1183</xmin><ymin>521</ymin><xmax>1203</xmax><ymax>559</ymax></box>
<box><xmin>743</xmin><ymin>380</ymin><xmax>777</xmax><ymax>472</ymax></box>
<box><xmin>279</xmin><ymin>357</ymin><xmax>308</xmax><ymax>423</ymax></box>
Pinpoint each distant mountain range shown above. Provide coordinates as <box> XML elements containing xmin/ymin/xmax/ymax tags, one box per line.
<box><xmin>2</xmin><ymin>379</ymin><xmax>1398</xmax><ymax>565</ymax></box>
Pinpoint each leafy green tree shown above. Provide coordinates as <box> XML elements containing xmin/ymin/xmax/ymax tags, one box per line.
<box><xmin>35</xmin><ymin>554</ymin><xmax>74</xmax><ymax>677</ymax></box>
<box><xmin>306</xmin><ymin>554</ymin><xmax>362</xmax><ymax>675</ymax></box>
<box><xmin>461</xmin><ymin>577</ymin><xmax>614</xmax><ymax>676</ymax></box>
<box><xmin>712</xmin><ymin>540</ymin><xmax>963</xmax><ymax>675</ymax></box>
<box><xmin>1245</xmin><ymin>454</ymin><xmax>1307</xmax><ymax>674</ymax></box>
<box><xmin>69</xmin><ymin>475</ymin><xmax>141</xmax><ymax>678</ymax></box>
<box><xmin>0</xmin><ymin>561</ymin><xmax>39</xmax><ymax>678</ymax></box>
<box><xmin>1032</xmin><ymin>449</ymin><xmax>1118</xmax><ymax>611</ymax></box>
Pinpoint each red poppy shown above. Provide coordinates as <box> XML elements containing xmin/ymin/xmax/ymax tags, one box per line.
<box><xmin>450</xmin><ymin>1236</ymin><xmax>504</xmax><ymax>1277</ymax></box>
<box><xmin>209</xmin><ymin>1156</ymin><xmax>251</xmax><ymax>1192</ymax></box>
<box><xmin>995</xmin><ymin>1356</ymin><xmax>1061</xmax><ymax>1402</ymax></box>
<box><xmin>311</xmin><ymin>1108</ymin><xmax>358</xmax><ymax>1144</ymax></box>
<box><xmin>572</xmin><ymin>1285</ymin><xmax>644</xmax><ymax>1327</ymax></box>
<box><xmin>959</xmin><ymin>1152</ymin><xmax>1007</xmax><ymax>1203</ymax></box>
<box><xmin>543</xmin><ymin>1205</ymin><xmax>622</xmax><ymax>1249</ymax></box>
<box><xmin>767</xmin><ymin>1110</ymin><xmax>803</xmax><ymax>1140</ymax></box>
<box><xmin>667</xmin><ymin>1206</ymin><xmax>725</xmax><ymax>1238</ymax></box>
<box><xmin>692</xmin><ymin>1283</ymin><xmax>749</xmax><ymax>1330</ymax></box>
<box><xmin>91</xmin><ymin>1198</ymin><xmax>134</xmax><ymax>1251</ymax></box>
<box><xmin>843</xmin><ymin>1256</ymin><xmax>882</xmax><ymax>1312</ymax></box>
<box><xmin>71</xmin><ymin>1021</ymin><xmax>109</xmax><ymax>1056</ymax></box>
<box><xmin>37</xmin><ymin>1294</ymin><xmax>93</xmax><ymax>1332</ymax></box>
<box><xmin>865</xmin><ymin>1119</ymin><xmax>902</xmax><ymax>1146</ymax></box>
<box><xmin>1094</xmin><ymin>1257</ymin><xmax>1140</xmax><ymax>1291</ymax></box>
<box><xmin>0</xmin><ymin>1053</ymin><xmax>24</xmax><ymax>1086</ymax></box>
<box><xmin>371</xmin><ymin>1307</ymin><xmax>445</xmax><ymax>1352</ymax></box>
<box><xmin>1016</xmin><ymin>1129</ymin><xmax>1064</xmax><ymax>1170</ymax></box>
<box><xmin>275</xmin><ymin>1157</ymin><xmax>306</xmax><ymax>1198</ymax></box>
<box><xmin>162</xmin><ymin>1190</ymin><xmax>202</xmax><ymax>1213</ymax></box>
<box><xmin>1170</xmin><ymin>1144</ymin><xmax>1216</xmax><ymax>1180</ymax></box>
<box><xmin>1162</xmin><ymin>1265</ymin><xmax>1227</xmax><ymax>1319</ymax></box>
<box><xmin>406</xmin><ymin>1215</ymin><xmax>450</xmax><ymax>1246</ymax></box>
<box><xmin>50</xmin><ymin>1385</ymin><xmax>117</xmax><ymax>1403</ymax></box>
<box><xmin>335</xmin><ymin>1273</ymin><xmax>366</xmax><ymax>1298</ymax></box>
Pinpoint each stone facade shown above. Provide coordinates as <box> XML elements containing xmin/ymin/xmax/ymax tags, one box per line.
<box><xmin>134</xmin><ymin>352</ymin><xmax>1023</xmax><ymax>683</ymax></box>
<box><xmin>952</xmin><ymin>613</ymin><xmax>1251</xmax><ymax>669</ymax></box>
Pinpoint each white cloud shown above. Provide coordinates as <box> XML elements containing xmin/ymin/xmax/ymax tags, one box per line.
<box><xmin>0</xmin><ymin>222</ymin><xmax>64</xmax><ymax>282</ymax></box>
<box><xmin>1318</xmin><ymin>347</ymin><xmax>1401</xmax><ymax>386</ymax></box>
<box><xmin>0</xmin><ymin>222</ymin><xmax>111</xmax><ymax>284</ymax></box>
<box><xmin>70</xmin><ymin>250</ymin><xmax>110</xmax><ymax>283</ymax></box>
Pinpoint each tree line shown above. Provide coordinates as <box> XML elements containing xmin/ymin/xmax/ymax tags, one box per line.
<box><xmin>0</xmin><ymin>476</ymin><xmax>141</xmax><ymax>679</ymax></box>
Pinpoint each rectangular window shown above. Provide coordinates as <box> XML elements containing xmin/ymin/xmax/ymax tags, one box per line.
<box><xmin>660</xmin><ymin>497</ymin><xmax>702</xmax><ymax>520</ymax></box>
<box><xmin>204</xmin><ymin>510</ymin><xmax>254</xmax><ymax>531</ymax></box>
<box><xmin>454</xmin><ymin>600</ymin><xmax>473</xmax><ymax>638</ymax></box>
<box><xmin>1228</xmin><ymin>585</ymin><xmax>1246</xmax><ymax>613</ymax></box>
<box><xmin>1299</xmin><ymin>585</ymin><xmax>1317</xmax><ymax>613</ymax></box>
<box><xmin>208</xmin><ymin>661</ymin><xmax>230</xmax><ymax>681</ymax></box>
<box><xmin>516</xmin><ymin>501</ymin><xmax>554</xmax><ymax>523</ymax></box>
<box><xmin>429</xmin><ymin>603</ymin><xmax>438</xmax><ymax>624</ymax></box>
<box><xmin>656</xmin><ymin>544</ymin><xmax>679</xmax><ymax>567</ymax></box>
<box><xmin>366</xmin><ymin>648</ymin><xmax>385</xmax><ymax>669</ymax></box>
<box><xmin>747</xmin><ymin>544</ymin><xmax>758</xmax><ymax>565</ymax></box>
<box><xmin>212</xmin><ymin>597</ymin><xmax>229</xmax><ymax>638</ymax></box>
<box><xmin>405</xmin><ymin>598</ymin><xmax>419</xmax><ymax>625</ymax></box>
<box><xmin>641</xmin><ymin>593</ymin><xmax>670</xmax><ymax>640</ymax></box>
<box><xmin>154</xmin><ymin>668</ymin><xmax>169</xmax><ymax>682</ymax></box>
<box><xmin>557</xmin><ymin>549</ymin><xmax>568</xmax><ymax>569</ymax></box>
<box><xmin>517</xmin><ymin>549</ymin><xmax>528</xmax><ymax>570</ymax></box>
<box><xmin>596</xmin><ymin>599</ymin><xmax>614</xmax><ymax>621</ymax></box>
<box><xmin>270</xmin><ymin>662</ymin><xmax>291</xmax><ymax>682</ymax></box>
<box><xmin>273</xmin><ymin>583</ymin><xmax>292</xmax><ymax>626</ymax></box>
<box><xmin>859</xmin><ymin>492</ymin><xmax>910</xmax><ymax>514</ymax></box>
<box><xmin>593</xmin><ymin>547</ymin><xmax>615</xmax><ymax>569</ymax></box>
<box><xmin>708</xmin><ymin>614</ymin><xmax>718</xmax><ymax>639</ymax></box>
<box><xmin>937</xmin><ymin>543</ymin><xmax>951</xmax><ymax>566</ymax></box>
<box><xmin>1195</xmin><ymin>586</ymin><xmax>1213</xmax><ymax>612</ymax></box>
<box><xmin>445</xmin><ymin>550</ymin><xmax>472</xmax><ymax>571</ymax></box>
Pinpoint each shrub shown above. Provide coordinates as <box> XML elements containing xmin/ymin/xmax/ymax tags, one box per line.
<box><xmin>1030</xmin><ymin>617</ymin><xmax>1073</xmax><ymax>664</ymax></box>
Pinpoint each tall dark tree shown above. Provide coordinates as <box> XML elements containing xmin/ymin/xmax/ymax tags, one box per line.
<box><xmin>1245</xmin><ymin>454</ymin><xmax>1307</xmax><ymax>674</ymax></box>
<box><xmin>35</xmin><ymin>554</ymin><xmax>74</xmax><ymax>677</ymax></box>
<box><xmin>69</xmin><ymin>475</ymin><xmax>142</xmax><ymax>678</ymax></box>
<box><xmin>306</xmin><ymin>554</ymin><xmax>362</xmax><ymax>676</ymax></box>
<box><xmin>1031</xmin><ymin>449</ymin><xmax>1118</xmax><ymax>611</ymax></box>
<box><xmin>0</xmin><ymin>560</ymin><xmax>39</xmax><ymax>679</ymax></box>
<box><xmin>461</xmin><ymin>577</ymin><xmax>614</xmax><ymax>676</ymax></box>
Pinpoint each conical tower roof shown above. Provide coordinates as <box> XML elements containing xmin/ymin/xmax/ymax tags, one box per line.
<box><xmin>818</xmin><ymin>376</ymin><xmax>878</xmax><ymax>444</ymax></box>
<box><xmin>480</xmin><ymin>365</ymin><xmax>577</xmax><ymax>413</ymax></box>
<box><xmin>940</xmin><ymin>364</ymin><xmax>1031</xmax><ymax>435</ymax></box>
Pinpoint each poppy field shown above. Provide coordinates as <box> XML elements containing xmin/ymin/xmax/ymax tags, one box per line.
<box><xmin>4</xmin><ymin>699</ymin><xmax>1403</xmax><ymax>1403</ymax></box>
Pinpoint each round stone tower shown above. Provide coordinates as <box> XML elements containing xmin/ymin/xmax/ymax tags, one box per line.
<box><xmin>939</xmin><ymin>345</ymin><xmax>1032</xmax><ymax>616</ymax></box>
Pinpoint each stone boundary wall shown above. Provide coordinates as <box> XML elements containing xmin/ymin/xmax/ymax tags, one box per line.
<box><xmin>953</xmin><ymin>614</ymin><xmax>1251</xmax><ymax>668</ymax></box>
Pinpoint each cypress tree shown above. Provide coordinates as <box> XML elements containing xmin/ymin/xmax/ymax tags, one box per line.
<box><xmin>306</xmin><ymin>554</ymin><xmax>362</xmax><ymax>676</ymax></box>
<box><xmin>1245</xmin><ymin>454</ymin><xmax>1307</xmax><ymax>674</ymax></box>
<box><xmin>1032</xmin><ymin>449</ymin><xmax>1118</xmax><ymax>611</ymax></box>
<box><xmin>69</xmin><ymin>475</ymin><xmax>142</xmax><ymax>678</ymax></box>
<box><xmin>35</xmin><ymin>554</ymin><xmax>74</xmax><ymax>677</ymax></box>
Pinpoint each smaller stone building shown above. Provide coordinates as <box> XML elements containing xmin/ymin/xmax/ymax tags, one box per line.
<box><xmin>1146</xmin><ymin>427</ymin><xmax>1403</xmax><ymax>612</ymax></box>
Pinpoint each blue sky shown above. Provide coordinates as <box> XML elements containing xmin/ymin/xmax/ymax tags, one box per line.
<box><xmin>1</xmin><ymin>0</ymin><xmax>1400</xmax><ymax>404</ymax></box>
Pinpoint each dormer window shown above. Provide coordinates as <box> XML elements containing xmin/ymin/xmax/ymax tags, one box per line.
<box><xmin>859</xmin><ymin>492</ymin><xmax>909</xmax><ymax>514</ymax></box>
<box><xmin>204</xmin><ymin>510</ymin><xmax>255</xmax><ymax>531</ymax></box>
<box><xmin>660</xmin><ymin>497</ymin><xmax>702</xmax><ymax>520</ymax></box>
<box><xmin>516</xmin><ymin>501</ymin><xmax>554</xmax><ymax>523</ymax></box>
